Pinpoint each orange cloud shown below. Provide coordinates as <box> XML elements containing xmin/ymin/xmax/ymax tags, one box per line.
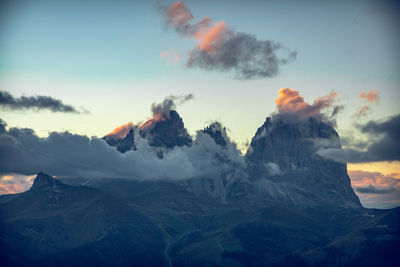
<box><xmin>165</xmin><ymin>1</ymin><xmax>228</xmax><ymax>55</ymax></box>
<box><xmin>105</xmin><ymin>122</ymin><xmax>134</xmax><ymax>139</ymax></box>
<box><xmin>360</xmin><ymin>89</ymin><xmax>380</xmax><ymax>104</ymax></box>
<box><xmin>196</xmin><ymin>21</ymin><xmax>228</xmax><ymax>53</ymax></box>
<box><xmin>275</xmin><ymin>88</ymin><xmax>338</xmax><ymax>119</ymax></box>
<box><xmin>349</xmin><ymin>170</ymin><xmax>400</xmax><ymax>188</ymax></box>
<box><xmin>0</xmin><ymin>183</ymin><xmax>24</xmax><ymax>194</ymax></box>
<box><xmin>0</xmin><ymin>174</ymin><xmax>35</xmax><ymax>195</ymax></box>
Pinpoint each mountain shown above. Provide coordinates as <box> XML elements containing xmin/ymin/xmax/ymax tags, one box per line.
<box><xmin>1</xmin><ymin>114</ymin><xmax>399</xmax><ymax>266</ymax></box>
<box><xmin>140</xmin><ymin>110</ymin><xmax>192</xmax><ymax>149</ymax></box>
<box><xmin>246</xmin><ymin>116</ymin><xmax>361</xmax><ymax>209</ymax></box>
<box><xmin>55</xmin><ymin>176</ymin><xmax>399</xmax><ymax>267</ymax></box>
<box><xmin>104</xmin><ymin>110</ymin><xmax>192</xmax><ymax>157</ymax></box>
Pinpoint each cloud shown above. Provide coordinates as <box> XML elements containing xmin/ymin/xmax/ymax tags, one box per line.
<box><xmin>160</xmin><ymin>49</ymin><xmax>182</xmax><ymax>65</ymax></box>
<box><xmin>353</xmin><ymin>89</ymin><xmax>380</xmax><ymax>118</ymax></box>
<box><xmin>150</xmin><ymin>94</ymin><xmax>194</xmax><ymax>121</ymax></box>
<box><xmin>0</xmin><ymin>118</ymin><xmax>244</xmax><ymax>183</ymax></box>
<box><xmin>317</xmin><ymin>114</ymin><xmax>400</xmax><ymax>163</ymax></box>
<box><xmin>355</xmin><ymin>185</ymin><xmax>395</xmax><ymax>194</ymax></box>
<box><xmin>0</xmin><ymin>90</ymin><xmax>85</xmax><ymax>113</ymax></box>
<box><xmin>264</xmin><ymin>162</ymin><xmax>282</xmax><ymax>175</ymax></box>
<box><xmin>274</xmin><ymin>88</ymin><xmax>341</xmax><ymax>123</ymax></box>
<box><xmin>0</xmin><ymin>174</ymin><xmax>34</xmax><ymax>195</ymax></box>
<box><xmin>360</xmin><ymin>89</ymin><xmax>380</xmax><ymax>104</ymax></box>
<box><xmin>160</xmin><ymin>1</ymin><xmax>296</xmax><ymax>79</ymax></box>
<box><xmin>354</xmin><ymin>105</ymin><xmax>372</xmax><ymax>118</ymax></box>
<box><xmin>349</xmin><ymin>170</ymin><xmax>400</xmax><ymax>208</ymax></box>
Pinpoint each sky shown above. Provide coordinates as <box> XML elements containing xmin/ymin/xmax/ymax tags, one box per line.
<box><xmin>0</xmin><ymin>0</ymin><xmax>399</xmax><ymax>208</ymax></box>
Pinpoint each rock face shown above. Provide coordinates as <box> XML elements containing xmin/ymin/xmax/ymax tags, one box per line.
<box><xmin>246</xmin><ymin>117</ymin><xmax>362</xmax><ymax>208</ymax></box>
<box><xmin>140</xmin><ymin>110</ymin><xmax>192</xmax><ymax>148</ymax></box>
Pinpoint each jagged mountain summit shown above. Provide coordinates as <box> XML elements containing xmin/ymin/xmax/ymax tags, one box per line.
<box><xmin>30</xmin><ymin>172</ymin><xmax>64</xmax><ymax>191</ymax></box>
<box><xmin>0</xmin><ymin>111</ymin><xmax>398</xmax><ymax>266</ymax></box>
<box><xmin>246</xmin><ymin>116</ymin><xmax>361</xmax><ymax>209</ymax></box>
<box><xmin>104</xmin><ymin>110</ymin><xmax>192</xmax><ymax>157</ymax></box>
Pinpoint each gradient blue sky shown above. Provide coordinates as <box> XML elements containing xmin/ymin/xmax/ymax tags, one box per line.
<box><xmin>1</xmin><ymin>0</ymin><xmax>399</xmax><ymax>141</ymax></box>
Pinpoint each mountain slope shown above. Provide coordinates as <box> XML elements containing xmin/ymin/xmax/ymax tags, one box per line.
<box><xmin>0</xmin><ymin>173</ymin><xmax>165</xmax><ymax>267</ymax></box>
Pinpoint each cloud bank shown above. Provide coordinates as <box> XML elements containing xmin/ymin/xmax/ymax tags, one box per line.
<box><xmin>0</xmin><ymin>118</ymin><xmax>243</xmax><ymax>182</ymax></box>
<box><xmin>349</xmin><ymin>170</ymin><xmax>400</xmax><ymax>209</ymax></box>
<box><xmin>0</xmin><ymin>90</ymin><xmax>85</xmax><ymax>114</ymax></box>
<box><xmin>160</xmin><ymin>1</ymin><xmax>296</xmax><ymax>79</ymax></box>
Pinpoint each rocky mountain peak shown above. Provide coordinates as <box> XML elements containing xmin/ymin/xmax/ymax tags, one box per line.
<box><xmin>246</xmin><ymin>116</ymin><xmax>340</xmax><ymax>172</ymax></box>
<box><xmin>246</xmin><ymin>116</ymin><xmax>361</xmax><ymax>208</ymax></box>
<box><xmin>202</xmin><ymin>122</ymin><xmax>228</xmax><ymax>147</ymax></box>
<box><xmin>140</xmin><ymin>110</ymin><xmax>192</xmax><ymax>148</ymax></box>
<box><xmin>30</xmin><ymin>172</ymin><xmax>63</xmax><ymax>191</ymax></box>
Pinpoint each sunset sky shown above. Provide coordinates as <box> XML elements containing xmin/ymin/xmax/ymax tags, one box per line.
<box><xmin>1</xmin><ymin>0</ymin><xmax>399</xmax><ymax>208</ymax></box>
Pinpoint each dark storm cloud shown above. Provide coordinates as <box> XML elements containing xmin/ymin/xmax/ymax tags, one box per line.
<box><xmin>0</xmin><ymin>90</ymin><xmax>84</xmax><ymax>113</ymax></box>
<box><xmin>160</xmin><ymin>1</ymin><xmax>296</xmax><ymax>79</ymax></box>
<box><xmin>355</xmin><ymin>185</ymin><xmax>395</xmax><ymax>194</ymax></box>
<box><xmin>317</xmin><ymin>114</ymin><xmax>400</xmax><ymax>163</ymax></box>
